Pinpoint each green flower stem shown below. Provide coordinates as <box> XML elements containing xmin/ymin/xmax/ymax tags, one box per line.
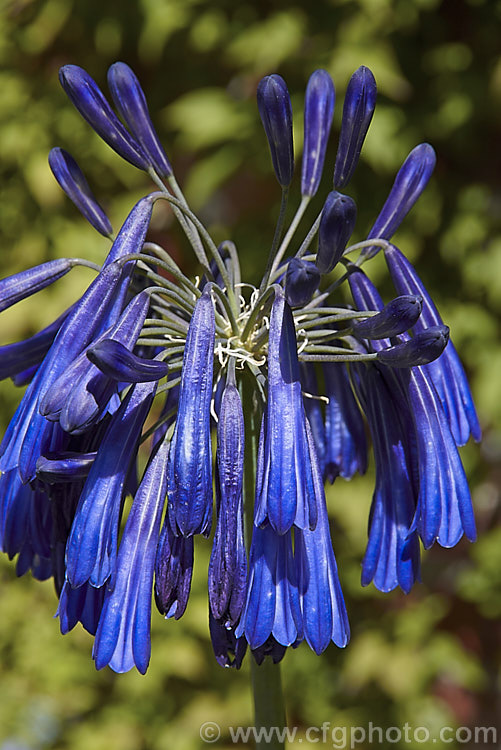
<box><xmin>259</xmin><ymin>186</ymin><xmax>289</xmax><ymax>294</ymax></box>
<box><xmin>269</xmin><ymin>194</ymin><xmax>311</xmax><ymax>279</ymax></box>
<box><xmin>299</xmin><ymin>351</ymin><xmax>378</xmax><ymax>362</ymax></box>
<box><xmin>239</xmin><ymin>373</ymin><xmax>287</xmax><ymax>750</ymax></box>
<box><xmin>251</xmin><ymin>658</ymin><xmax>287</xmax><ymax>749</ymax></box>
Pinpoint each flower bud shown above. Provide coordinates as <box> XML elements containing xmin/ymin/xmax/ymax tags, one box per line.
<box><xmin>333</xmin><ymin>66</ymin><xmax>377</xmax><ymax>189</ymax></box>
<box><xmin>316</xmin><ymin>191</ymin><xmax>357</xmax><ymax>274</ymax></box>
<box><xmin>366</xmin><ymin>143</ymin><xmax>436</xmax><ymax>255</ymax></box>
<box><xmin>49</xmin><ymin>148</ymin><xmax>112</xmax><ymax>236</ymax></box>
<box><xmin>59</xmin><ymin>65</ymin><xmax>150</xmax><ymax>170</ymax></box>
<box><xmin>87</xmin><ymin>339</ymin><xmax>168</xmax><ymax>383</ymax></box>
<box><xmin>301</xmin><ymin>69</ymin><xmax>335</xmax><ymax>197</ymax></box>
<box><xmin>107</xmin><ymin>62</ymin><xmax>172</xmax><ymax>178</ymax></box>
<box><xmin>36</xmin><ymin>452</ymin><xmax>96</xmax><ymax>484</ymax></box>
<box><xmin>285</xmin><ymin>258</ymin><xmax>321</xmax><ymax>307</ymax></box>
<box><xmin>376</xmin><ymin>325</ymin><xmax>449</xmax><ymax>367</ymax></box>
<box><xmin>0</xmin><ymin>259</ymin><xmax>76</xmax><ymax>314</ymax></box>
<box><xmin>351</xmin><ymin>295</ymin><xmax>423</xmax><ymax>339</ymax></box>
<box><xmin>257</xmin><ymin>74</ymin><xmax>294</xmax><ymax>187</ymax></box>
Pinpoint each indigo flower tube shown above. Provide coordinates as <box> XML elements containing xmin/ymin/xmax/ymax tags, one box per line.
<box><xmin>49</xmin><ymin>148</ymin><xmax>113</xmax><ymax>236</ymax></box>
<box><xmin>59</xmin><ymin>65</ymin><xmax>150</xmax><ymax>171</ymax></box>
<box><xmin>352</xmin><ymin>364</ymin><xmax>421</xmax><ymax>593</ymax></box>
<box><xmin>107</xmin><ymin>62</ymin><xmax>172</xmax><ymax>178</ymax></box>
<box><xmin>208</xmin><ymin>376</ymin><xmax>247</xmax><ymax>627</ymax></box>
<box><xmin>323</xmin><ymin>362</ymin><xmax>367</xmax><ymax>482</ymax></box>
<box><xmin>236</xmin><ymin>523</ymin><xmax>303</xmax><ymax>650</ymax></box>
<box><xmin>383</xmin><ymin>242</ymin><xmax>481</xmax><ymax>445</ymax></box>
<box><xmin>295</xmin><ymin>423</ymin><xmax>350</xmax><ymax>652</ymax></box>
<box><xmin>155</xmin><ymin>521</ymin><xmax>194</xmax><ymax>619</ymax></box>
<box><xmin>333</xmin><ymin>66</ymin><xmax>377</xmax><ymax>189</ymax></box>
<box><xmin>209</xmin><ymin>611</ymin><xmax>247</xmax><ymax>669</ymax></box>
<box><xmin>65</xmin><ymin>379</ymin><xmax>157</xmax><ymax>589</ymax></box>
<box><xmin>257</xmin><ymin>74</ymin><xmax>294</xmax><ymax>188</ymax></box>
<box><xmin>93</xmin><ymin>438</ymin><xmax>170</xmax><ymax>674</ymax></box>
<box><xmin>167</xmin><ymin>288</ymin><xmax>215</xmax><ymax>537</ymax></box>
<box><xmin>301</xmin><ymin>69</ymin><xmax>335</xmax><ymax>197</ymax></box>
<box><xmin>254</xmin><ymin>291</ymin><xmax>317</xmax><ymax>534</ymax></box>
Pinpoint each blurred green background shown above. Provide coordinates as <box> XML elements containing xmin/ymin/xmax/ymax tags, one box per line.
<box><xmin>0</xmin><ymin>0</ymin><xmax>500</xmax><ymax>748</ymax></box>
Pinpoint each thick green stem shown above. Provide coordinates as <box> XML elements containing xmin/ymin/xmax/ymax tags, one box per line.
<box><xmin>251</xmin><ymin>658</ymin><xmax>287</xmax><ymax>749</ymax></box>
<box><xmin>239</xmin><ymin>374</ymin><xmax>287</xmax><ymax>750</ymax></box>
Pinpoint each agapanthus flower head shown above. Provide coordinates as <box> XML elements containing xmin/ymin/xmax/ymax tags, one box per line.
<box><xmin>0</xmin><ymin>60</ymin><xmax>480</xmax><ymax>676</ymax></box>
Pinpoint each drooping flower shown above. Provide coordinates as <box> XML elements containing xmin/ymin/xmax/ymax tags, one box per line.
<box><xmin>167</xmin><ymin>287</ymin><xmax>215</xmax><ymax>537</ymax></box>
<box><xmin>254</xmin><ymin>291</ymin><xmax>317</xmax><ymax>535</ymax></box>
<box><xmin>0</xmin><ymin>60</ymin><xmax>480</xmax><ymax>677</ymax></box>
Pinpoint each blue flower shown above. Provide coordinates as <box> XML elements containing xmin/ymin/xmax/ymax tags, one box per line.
<box><xmin>65</xmin><ymin>380</ymin><xmax>157</xmax><ymax>588</ymax></box>
<box><xmin>383</xmin><ymin>242</ymin><xmax>481</xmax><ymax>445</ymax></box>
<box><xmin>236</xmin><ymin>523</ymin><xmax>303</xmax><ymax>650</ymax></box>
<box><xmin>208</xmin><ymin>375</ymin><xmax>247</xmax><ymax>627</ymax></box>
<box><xmin>323</xmin><ymin>362</ymin><xmax>367</xmax><ymax>482</ymax></box>
<box><xmin>167</xmin><ymin>288</ymin><xmax>215</xmax><ymax>537</ymax></box>
<box><xmin>254</xmin><ymin>291</ymin><xmax>317</xmax><ymax>534</ymax></box>
<box><xmin>352</xmin><ymin>363</ymin><xmax>421</xmax><ymax>593</ymax></box>
<box><xmin>295</xmin><ymin>423</ymin><xmax>350</xmax><ymax>651</ymax></box>
<box><xmin>93</xmin><ymin>438</ymin><xmax>169</xmax><ymax>674</ymax></box>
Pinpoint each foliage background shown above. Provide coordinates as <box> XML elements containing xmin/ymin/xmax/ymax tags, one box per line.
<box><xmin>0</xmin><ymin>0</ymin><xmax>500</xmax><ymax>747</ymax></box>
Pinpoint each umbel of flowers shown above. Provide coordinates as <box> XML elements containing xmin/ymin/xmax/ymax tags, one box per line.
<box><xmin>0</xmin><ymin>63</ymin><xmax>479</xmax><ymax>674</ymax></box>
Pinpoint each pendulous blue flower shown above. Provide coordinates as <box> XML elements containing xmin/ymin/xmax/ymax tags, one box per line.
<box><xmin>0</xmin><ymin>60</ymin><xmax>480</xmax><ymax>676</ymax></box>
<box><xmin>167</xmin><ymin>287</ymin><xmax>215</xmax><ymax>537</ymax></box>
